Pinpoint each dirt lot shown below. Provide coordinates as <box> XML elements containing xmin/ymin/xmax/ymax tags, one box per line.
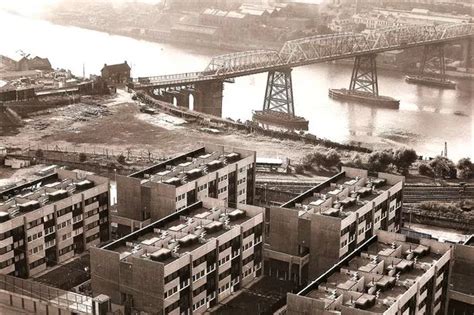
<box><xmin>1</xmin><ymin>91</ymin><xmax>358</xmax><ymax>164</ymax></box>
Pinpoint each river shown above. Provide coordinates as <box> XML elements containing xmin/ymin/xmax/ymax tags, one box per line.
<box><xmin>0</xmin><ymin>10</ymin><xmax>472</xmax><ymax>161</ymax></box>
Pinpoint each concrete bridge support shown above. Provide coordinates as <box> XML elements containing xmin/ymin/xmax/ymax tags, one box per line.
<box><xmin>193</xmin><ymin>81</ymin><xmax>223</xmax><ymax>117</ymax></box>
<box><xmin>175</xmin><ymin>92</ymin><xmax>190</xmax><ymax>109</ymax></box>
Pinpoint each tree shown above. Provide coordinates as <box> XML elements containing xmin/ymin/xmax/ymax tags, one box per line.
<box><xmin>418</xmin><ymin>163</ymin><xmax>434</xmax><ymax>177</ymax></box>
<box><xmin>393</xmin><ymin>148</ymin><xmax>418</xmax><ymax>174</ymax></box>
<box><xmin>429</xmin><ymin>156</ymin><xmax>457</xmax><ymax>179</ymax></box>
<box><xmin>367</xmin><ymin>150</ymin><xmax>394</xmax><ymax>172</ymax></box>
<box><xmin>457</xmin><ymin>158</ymin><xmax>474</xmax><ymax>179</ymax></box>
<box><xmin>325</xmin><ymin>149</ymin><xmax>341</xmax><ymax>168</ymax></box>
<box><xmin>79</xmin><ymin>152</ymin><xmax>87</xmax><ymax>162</ymax></box>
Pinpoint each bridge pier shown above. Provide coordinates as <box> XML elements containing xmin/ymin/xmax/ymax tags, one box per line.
<box><xmin>407</xmin><ymin>43</ymin><xmax>456</xmax><ymax>89</ymax></box>
<box><xmin>463</xmin><ymin>39</ymin><xmax>472</xmax><ymax>71</ymax></box>
<box><xmin>329</xmin><ymin>54</ymin><xmax>399</xmax><ymax>108</ymax></box>
<box><xmin>175</xmin><ymin>92</ymin><xmax>190</xmax><ymax>109</ymax></box>
<box><xmin>193</xmin><ymin>81</ymin><xmax>223</xmax><ymax>117</ymax></box>
<box><xmin>251</xmin><ymin>68</ymin><xmax>308</xmax><ymax>130</ymax></box>
<box><xmin>263</xmin><ymin>69</ymin><xmax>295</xmax><ymax>115</ymax></box>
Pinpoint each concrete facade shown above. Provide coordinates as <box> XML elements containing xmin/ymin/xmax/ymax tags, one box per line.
<box><xmin>286</xmin><ymin>230</ymin><xmax>453</xmax><ymax>315</ymax></box>
<box><xmin>114</xmin><ymin>144</ymin><xmax>256</xmax><ymax>236</ymax></box>
<box><xmin>91</xmin><ymin>198</ymin><xmax>264</xmax><ymax>314</ymax></box>
<box><xmin>0</xmin><ymin>169</ymin><xmax>110</xmax><ymax>278</ymax></box>
<box><xmin>265</xmin><ymin>167</ymin><xmax>404</xmax><ymax>285</ymax></box>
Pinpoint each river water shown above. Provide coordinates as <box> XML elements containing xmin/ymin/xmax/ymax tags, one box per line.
<box><xmin>0</xmin><ymin>11</ymin><xmax>472</xmax><ymax>160</ymax></box>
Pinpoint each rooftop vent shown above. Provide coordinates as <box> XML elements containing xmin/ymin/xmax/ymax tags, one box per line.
<box><xmin>228</xmin><ymin>209</ymin><xmax>245</xmax><ymax>221</ymax></box>
<box><xmin>150</xmin><ymin>248</ymin><xmax>172</xmax><ymax>262</ymax></box>
<box><xmin>18</xmin><ymin>200</ymin><xmax>41</xmax><ymax>213</ymax></box>
<box><xmin>0</xmin><ymin>211</ymin><xmax>10</xmax><ymax>223</ymax></box>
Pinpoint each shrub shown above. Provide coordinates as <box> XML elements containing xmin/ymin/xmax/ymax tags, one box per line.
<box><xmin>418</xmin><ymin>163</ymin><xmax>434</xmax><ymax>177</ymax></box>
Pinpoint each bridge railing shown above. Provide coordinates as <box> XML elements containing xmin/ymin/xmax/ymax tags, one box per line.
<box><xmin>132</xmin><ymin>71</ymin><xmax>204</xmax><ymax>84</ymax></box>
<box><xmin>205</xmin><ymin>50</ymin><xmax>283</xmax><ymax>76</ymax></box>
<box><xmin>131</xmin><ymin>23</ymin><xmax>474</xmax><ymax>86</ymax></box>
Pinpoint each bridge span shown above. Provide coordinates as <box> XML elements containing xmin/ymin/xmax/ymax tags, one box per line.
<box><xmin>128</xmin><ymin>23</ymin><xmax>474</xmax><ymax>121</ymax></box>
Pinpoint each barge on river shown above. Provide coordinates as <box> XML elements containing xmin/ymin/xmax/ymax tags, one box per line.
<box><xmin>328</xmin><ymin>89</ymin><xmax>399</xmax><ymax>109</ymax></box>
<box><xmin>405</xmin><ymin>75</ymin><xmax>456</xmax><ymax>89</ymax></box>
<box><xmin>252</xmin><ymin>110</ymin><xmax>309</xmax><ymax>130</ymax></box>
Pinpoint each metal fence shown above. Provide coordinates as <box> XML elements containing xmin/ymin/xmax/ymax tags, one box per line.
<box><xmin>0</xmin><ymin>274</ymin><xmax>93</xmax><ymax>314</ymax></box>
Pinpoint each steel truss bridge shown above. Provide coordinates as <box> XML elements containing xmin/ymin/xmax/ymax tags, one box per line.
<box><xmin>129</xmin><ymin>23</ymin><xmax>474</xmax><ymax>122</ymax></box>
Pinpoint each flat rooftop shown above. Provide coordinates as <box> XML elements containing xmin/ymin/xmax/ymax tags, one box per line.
<box><xmin>300</xmin><ymin>236</ymin><xmax>447</xmax><ymax>313</ymax></box>
<box><xmin>286</xmin><ymin>171</ymin><xmax>395</xmax><ymax>219</ymax></box>
<box><xmin>107</xmin><ymin>202</ymin><xmax>257</xmax><ymax>265</ymax></box>
<box><xmin>0</xmin><ymin>171</ymin><xmax>97</xmax><ymax>222</ymax></box>
<box><xmin>129</xmin><ymin>146</ymin><xmax>250</xmax><ymax>187</ymax></box>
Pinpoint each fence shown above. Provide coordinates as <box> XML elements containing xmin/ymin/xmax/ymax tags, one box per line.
<box><xmin>23</xmin><ymin>144</ymin><xmax>168</xmax><ymax>163</ymax></box>
<box><xmin>0</xmin><ymin>273</ymin><xmax>93</xmax><ymax>314</ymax></box>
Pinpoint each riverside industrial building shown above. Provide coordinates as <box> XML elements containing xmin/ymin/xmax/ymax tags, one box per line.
<box><xmin>91</xmin><ymin>198</ymin><xmax>264</xmax><ymax>314</ymax></box>
<box><xmin>112</xmin><ymin>144</ymin><xmax>256</xmax><ymax>236</ymax></box>
<box><xmin>0</xmin><ymin>169</ymin><xmax>110</xmax><ymax>278</ymax></box>
<box><xmin>264</xmin><ymin>167</ymin><xmax>404</xmax><ymax>285</ymax></box>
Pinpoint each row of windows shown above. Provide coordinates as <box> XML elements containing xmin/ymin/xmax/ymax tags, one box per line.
<box><xmin>59</xmin><ymin>245</ymin><xmax>74</xmax><ymax>256</ymax></box>
<box><xmin>193</xmin><ymin>284</ymin><xmax>206</xmax><ymax>297</ymax></box>
<box><xmin>243</xmin><ymin>240</ymin><xmax>253</xmax><ymax>251</ymax></box>
<box><xmin>85</xmin><ymin>208</ymin><xmax>98</xmax><ymax>218</ymax></box>
<box><xmin>45</xmin><ymin>239</ymin><xmax>56</xmax><ymax>249</ymax></box>
<box><xmin>0</xmin><ymin>258</ymin><xmax>14</xmax><ymax>269</ymax></box>
<box><xmin>27</xmin><ymin>231</ymin><xmax>43</xmax><ymax>243</ymax></box>
<box><xmin>57</xmin><ymin>206</ymin><xmax>72</xmax><ymax>217</ymax></box>
<box><xmin>57</xmin><ymin>220</ymin><xmax>71</xmax><ymax>231</ymax></box>
<box><xmin>29</xmin><ymin>258</ymin><xmax>45</xmax><ymax>269</ymax></box>
<box><xmin>238</xmin><ymin>188</ymin><xmax>246</xmax><ymax>196</ymax></box>
<box><xmin>44</xmin><ymin>226</ymin><xmax>55</xmax><ymax>236</ymax></box>
<box><xmin>218</xmin><ymin>254</ymin><xmax>230</xmax><ymax>266</ymax></box>
<box><xmin>219</xmin><ymin>268</ymin><xmax>231</xmax><ymax>281</ymax></box>
<box><xmin>0</xmin><ymin>245</ymin><xmax>12</xmax><ymax>255</ymax></box>
<box><xmin>218</xmin><ymin>186</ymin><xmax>227</xmax><ymax>194</ymax></box>
<box><xmin>197</xmin><ymin>183</ymin><xmax>208</xmax><ymax>192</ymax></box>
<box><xmin>85</xmin><ymin>221</ymin><xmax>99</xmax><ymax>231</ymax></box>
<box><xmin>237</xmin><ymin>177</ymin><xmax>246</xmax><ymax>185</ymax></box>
<box><xmin>176</xmin><ymin>193</ymin><xmax>186</xmax><ymax>202</ymax></box>
<box><xmin>28</xmin><ymin>218</ymin><xmax>43</xmax><ymax>230</ymax></box>
<box><xmin>61</xmin><ymin>232</ymin><xmax>72</xmax><ymax>241</ymax></box>
<box><xmin>28</xmin><ymin>244</ymin><xmax>43</xmax><ymax>255</ymax></box>
<box><xmin>192</xmin><ymin>269</ymin><xmax>206</xmax><ymax>282</ymax></box>
<box><xmin>73</xmin><ymin>214</ymin><xmax>83</xmax><ymax>223</ymax></box>
<box><xmin>218</xmin><ymin>175</ymin><xmax>228</xmax><ymax>183</ymax></box>
<box><xmin>86</xmin><ymin>232</ymin><xmax>100</xmax><ymax>243</ymax></box>
<box><xmin>192</xmin><ymin>297</ymin><xmax>206</xmax><ymax>311</ymax></box>
<box><xmin>164</xmin><ymin>285</ymin><xmax>178</xmax><ymax>299</ymax></box>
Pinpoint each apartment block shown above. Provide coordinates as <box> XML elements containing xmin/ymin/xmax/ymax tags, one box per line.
<box><xmin>265</xmin><ymin>167</ymin><xmax>404</xmax><ymax>285</ymax></box>
<box><xmin>447</xmin><ymin>236</ymin><xmax>474</xmax><ymax>315</ymax></box>
<box><xmin>114</xmin><ymin>144</ymin><xmax>256</xmax><ymax>236</ymax></box>
<box><xmin>286</xmin><ymin>230</ymin><xmax>453</xmax><ymax>315</ymax></box>
<box><xmin>91</xmin><ymin>198</ymin><xmax>264</xmax><ymax>314</ymax></box>
<box><xmin>0</xmin><ymin>169</ymin><xmax>110</xmax><ymax>278</ymax></box>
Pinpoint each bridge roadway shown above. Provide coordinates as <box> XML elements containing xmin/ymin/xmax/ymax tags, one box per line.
<box><xmin>130</xmin><ymin>23</ymin><xmax>474</xmax><ymax>89</ymax></box>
